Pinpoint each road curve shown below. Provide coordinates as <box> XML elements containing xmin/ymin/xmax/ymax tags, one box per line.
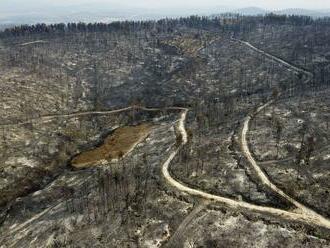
<box><xmin>233</xmin><ymin>37</ymin><xmax>330</xmax><ymax>226</ymax></box>
<box><xmin>162</xmin><ymin>108</ymin><xmax>330</xmax><ymax>229</ymax></box>
<box><xmin>241</xmin><ymin>101</ymin><xmax>330</xmax><ymax>228</ymax></box>
<box><xmin>3</xmin><ymin>103</ymin><xmax>330</xmax><ymax>230</ymax></box>
<box><xmin>4</xmin><ymin>36</ymin><xmax>329</xmax><ymax>246</ymax></box>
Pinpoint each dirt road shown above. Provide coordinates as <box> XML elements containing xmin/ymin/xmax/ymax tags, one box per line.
<box><xmin>231</xmin><ymin>38</ymin><xmax>313</xmax><ymax>78</ymax></box>
<box><xmin>19</xmin><ymin>40</ymin><xmax>48</xmax><ymax>46</ymax></box>
<box><xmin>4</xmin><ymin>103</ymin><xmax>330</xmax><ymax>245</ymax></box>
<box><xmin>0</xmin><ymin>106</ymin><xmax>189</xmax><ymax>127</ymax></box>
<box><xmin>241</xmin><ymin>101</ymin><xmax>330</xmax><ymax>228</ymax></box>
<box><xmin>162</xmin><ymin>107</ymin><xmax>330</xmax><ymax>229</ymax></box>
<box><xmin>165</xmin><ymin>200</ymin><xmax>209</xmax><ymax>247</ymax></box>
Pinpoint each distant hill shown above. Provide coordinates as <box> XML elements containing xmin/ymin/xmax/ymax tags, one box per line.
<box><xmin>0</xmin><ymin>2</ymin><xmax>232</xmax><ymax>25</ymax></box>
<box><xmin>1</xmin><ymin>3</ymin><xmax>330</xmax><ymax>26</ymax></box>
<box><xmin>231</xmin><ymin>7</ymin><xmax>267</xmax><ymax>16</ymax></box>
<box><xmin>229</xmin><ymin>7</ymin><xmax>330</xmax><ymax>17</ymax></box>
<box><xmin>275</xmin><ymin>8</ymin><xmax>330</xmax><ymax>17</ymax></box>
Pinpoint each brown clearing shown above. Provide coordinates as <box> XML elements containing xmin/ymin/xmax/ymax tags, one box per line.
<box><xmin>71</xmin><ymin>123</ymin><xmax>153</xmax><ymax>169</ymax></box>
<box><xmin>166</xmin><ymin>36</ymin><xmax>203</xmax><ymax>56</ymax></box>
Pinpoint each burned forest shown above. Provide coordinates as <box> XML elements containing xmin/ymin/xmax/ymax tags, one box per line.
<box><xmin>0</xmin><ymin>13</ymin><xmax>330</xmax><ymax>247</ymax></box>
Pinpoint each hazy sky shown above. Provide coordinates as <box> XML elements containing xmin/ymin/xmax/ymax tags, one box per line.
<box><xmin>1</xmin><ymin>0</ymin><xmax>329</xmax><ymax>10</ymax></box>
<box><xmin>104</xmin><ymin>0</ymin><xmax>329</xmax><ymax>9</ymax></box>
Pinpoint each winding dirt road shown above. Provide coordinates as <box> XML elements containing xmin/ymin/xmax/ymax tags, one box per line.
<box><xmin>4</xmin><ymin>102</ymin><xmax>330</xmax><ymax>248</ymax></box>
<box><xmin>161</xmin><ymin>107</ymin><xmax>330</xmax><ymax>229</ymax></box>
<box><xmin>4</xmin><ymin>104</ymin><xmax>330</xmax><ymax>234</ymax></box>
<box><xmin>4</xmin><ymin>37</ymin><xmax>330</xmax><ymax>243</ymax></box>
<box><xmin>93</xmin><ymin>37</ymin><xmax>330</xmax><ymax>230</ymax></box>
<box><xmin>242</xmin><ymin>101</ymin><xmax>330</xmax><ymax>228</ymax></box>
<box><xmin>161</xmin><ymin>38</ymin><xmax>330</xmax><ymax>229</ymax></box>
<box><xmin>233</xmin><ymin>37</ymin><xmax>330</xmax><ymax>226</ymax></box>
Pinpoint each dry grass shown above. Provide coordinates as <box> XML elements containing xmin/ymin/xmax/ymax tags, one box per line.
<box><xmin>166</xmin><ymin>36</ymin><xmax>203</xmax><ymax>56</ymax></box>
<box><xmin>71</xmin><ymin>123</ymin><xmax>153</xmax><ymax>169</ymax></box>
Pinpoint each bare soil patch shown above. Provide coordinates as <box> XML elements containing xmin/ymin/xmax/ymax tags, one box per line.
<box><xmin>71</xmin><ymin>123</ymin><xmax>153</xmax><ymax>168</ymax></box>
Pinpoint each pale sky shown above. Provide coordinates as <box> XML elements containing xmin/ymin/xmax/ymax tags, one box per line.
<box><xmin>108</xmin><ymin>0</ymin><xmax>329</xmax><ymax>10</ymax></box>
<box><xmin>1</xmin><ymin>0</ymin><xmax>329</xmax><ymax>10</ymax></box>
